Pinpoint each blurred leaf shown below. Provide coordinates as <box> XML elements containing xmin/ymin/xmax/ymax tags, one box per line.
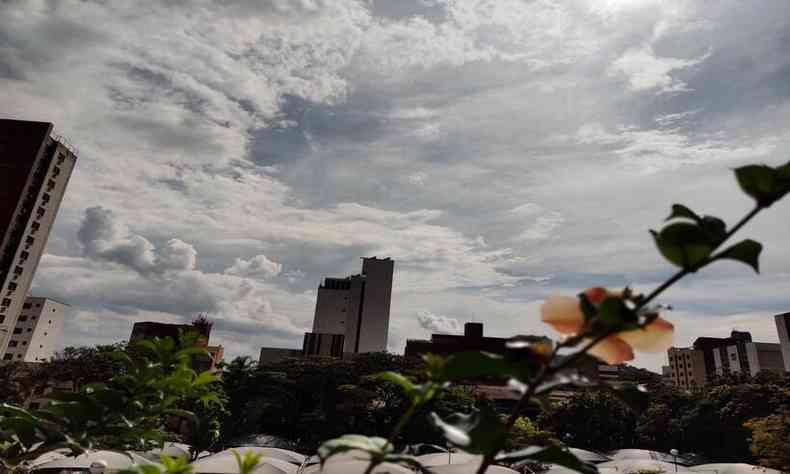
<box><xmin>717</xmin><ymin>239</ymin><xmax>763</xmax><ymax>273</ymax></box>
<box><xmin>666</xmin><ymin>204</ymin><xmax>702</xmax><ymax>223</ymax></box>
<box><xmin>318</xmin><ymin>435</ymin><xmax>392</xmax><ymax>465</ymax></box>
<box><xmin>596</xmin><ymin>297</ymin><xmax>639</xmax><ymax>331</ymax></box>
<box><xmin>431</xmin><ymin>404</ymin><xmax>505</xmax><ymax>454</ymax></box>
<box><xmin>602</xmin><ymin>383</ymin><xmax>649</xmax><ymax>413</ymax></box>
<box><xmin>650</xmin><ymin>223</ymin><xmax>714</xmax><ymax>269</ymax></box>
<box><xmin>735</xmin><ymin>164</ymin><xmax>780</xmax><ymax>207</ymax></box>
<box><xmin>497</xmin><ymin>446</ymin><xmax>598</xmax><ymax>474</ymax></box>
<box><xmin>377</xmin><ymin>372</ymin><xmax>416</xmax><ymax>397</ymax></box>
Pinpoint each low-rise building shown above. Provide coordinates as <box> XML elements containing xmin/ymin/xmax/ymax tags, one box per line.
<box><xmin>1</xmin><ymin>296</ymin><xmax>66</xmax><ymax>362</ymax></box>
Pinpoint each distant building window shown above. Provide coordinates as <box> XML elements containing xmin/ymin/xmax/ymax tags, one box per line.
<box><xmin>20</xmin><ymin>251</ymin><xmax>29</xmax><ymax>261</ymax></box>
<box><xmin>47</xmin><ymin>179</ymin><xmax>56</xmax><ymax>190</ymax></box>
<box><xmin>13</xmin><ymin>266</ymin><xmax>23</xmax><ymax>275</ymax></box>
<box><xmin>1</xmin><ymin>298</ymin><xmax>10</xmax><ymax>307</ymax></box>
<box><xmin>3</xmin><ymin>354</ymin><xmax>11</xmax><ymax>360</ymax></box>
<box><xmin>21</xmin><ymin>341</ymin><xmax>27</xmax><ymax>346</ymax></box>
<box><xmin>25</xmin><ymin>236</ymin><xmax>34</xmax><ymax>246</ymax></box>
<box><xmin>18</xmin><ymin>316</ymin><xmax>27</xmax><ymax>322</ymax></box>
<box><xmin>16</xmin><ymin>354</ymin><xmax>22</xmax><ymax>359</ymax></box>
<box><xmin>53</xmin><ymin>166</ymin><xmax>61</xmax><ymax>176</ymax></box>
<box><xmin>36</xmin><ymin>207</ymin><xmax>45</xmax><ymax>217</ymax></box>
<box><xmin>41</xmin><ymin>193</ymin><xmax>50</xmax><ymax>203</ymax></box>
<box><xmin>23</xmin><ymin>303</ymin><xmax>31</xmax><ymax>309</ymax></box>
<box><xmin>26</xmin><ymin>328</ymin><xmax>32</xmax><ymax>332</ymax></box>
<box><xmin>31</xmin><ymin>222</ymin><xmax>40</xmax><ymax>233</ymax></box>
<box><xmin>0</xmin><ymin>316</ymin><xmax>4</xmax><ymax>323</ymax></box>
<box><xmin>9</xmin><ymin>340</ymin><xmax>18</xmax><ymax>347</ymax></box>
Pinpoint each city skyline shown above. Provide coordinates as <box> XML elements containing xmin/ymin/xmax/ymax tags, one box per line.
<box><xmin>2</xmin><ymin>1</ymin><xmax>790</xmax><ymax>372</ymax></box>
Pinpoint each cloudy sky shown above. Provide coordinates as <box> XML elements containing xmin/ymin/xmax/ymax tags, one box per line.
<box><xmin>3</xmin><ymin>0</ymin><xmax>790</xmax><ymax>372</ymax></box>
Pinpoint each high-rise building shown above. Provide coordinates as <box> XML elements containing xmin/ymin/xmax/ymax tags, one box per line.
<box><xmin>775</xmin><ymin>312</ymin><xmax>790</xmax><ymax>372</ymax></box>
<box><xmin>1</xmin><ymin>296</ymin><xmax>66</xmax><ymax>362</ymax></box>
<box><xmin>310</xmin><ymin>257</ymin><xmax>394</xmax><ymax>354</ymax></box>
<box><xmin>0</xmin><ymin>120</ymin><xmax>78</xmax><ymax>357</ymax></box>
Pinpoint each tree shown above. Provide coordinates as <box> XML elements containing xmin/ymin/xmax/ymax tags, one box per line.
<box><xmin>539</xmin><ymin>391</ymin><xmax>637</xmax><ymax>452</ymax></box>
<box><xmin>745</xmin><ymin>408</ymin><xmax>790</xmax><ymax>472</ymax></box>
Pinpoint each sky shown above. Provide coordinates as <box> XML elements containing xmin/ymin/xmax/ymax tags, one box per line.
<box><xmin>2</xmin><ymin>0</ymin><xmax>790</xmax><ymax>372</ymax></box>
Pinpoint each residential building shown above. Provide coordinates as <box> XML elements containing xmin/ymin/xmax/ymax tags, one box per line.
<box><xmin>776</xmin><ymin>312</ymin><xmax>790</xmax><ymax>372</ymax></box>
<box><xmin>312</xmin><ymin>257</ymin><xmax>394</xmax><ymax>354</ymax></box>
<box><xmin>668</xmin><ymin>330</ymin><xmax>785</xmax><ymax>389</ymax></box>
<box><xmin>0</xmin><ymin>120</ymin><xmax>78</xmax><ymax>358</ymax></box>
<box><xmin>129</xmin><ymin>321</ymin><xmax>222</xmax><ymax>372</ymax></box>
<box><xmin>668</xmin><ymin>347</ymin><xmax>707</xmax><ymax>389</ymax></box>
<box><xmin>2</xmin><ymin>296</ymin><xmax>66</xmax><ymax>362</ymax></box>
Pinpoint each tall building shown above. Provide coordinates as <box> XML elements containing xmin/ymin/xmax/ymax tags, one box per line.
<box><xmin>309</xmin><ymin>257</ymin><xmax>394</xmax><ymax>354</ymax></box>
<box><xmin>775</xmin><ymin>312</ymin><xmax>790</xmax><ymax>372</ymax></box>
<box><xmin>1</xmin><ymin>296</ymin><xmax>66</xmax><ymax>362</ymax></box>
<box><xmin>0</xmin><ymin>120</ymin><xmax>78</xmax><ymax>357</ymax></box>
<box><xmin>668</xmin><ymin>330</ymin><xmax>785</xmax><ymax>389</ymax></box>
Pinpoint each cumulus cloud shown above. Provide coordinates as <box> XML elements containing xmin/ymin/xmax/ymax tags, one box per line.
<box><xmin>609</xmin><ymin>45</ymin><xmax>709</xmax><ymax>94</ymax></box>
<box><xmin>417</xmin><ymin>310</ymin><xmax>461</xmax><ymax>334</ymax></box>
<box><xmin>225</xmin><ymin>255</ymin><xmax>283</xmax><ymax>279</ymax></box>
<box><xmin>78</xmin><ymin>207</ymin><xmax>197</xmax><ymax>274</ymax></box>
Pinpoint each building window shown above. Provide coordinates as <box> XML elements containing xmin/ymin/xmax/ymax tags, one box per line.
<box><xmin>18</xmin><ymin>316</ymin><xmax>27</xmax><ymax>322</ymax></box>
<box><xmin>16</xmin><ymin>354</ymin><xmax>22</xmax><ymax>359</ymax></box>
<box><xmin>41</xmin><ymin>193</ymin><xmax>50</xmax><ymax>203</ymax></box>
<box><xmin>25</xmin><ymin>236</ymin><xmax>34</xmax><ymax>246</ymax></box>
<box><xmin>31</xmin><ymin>222</ymin><xmax>40</xmax><ymax>233</ymax></box>
<box><xmin>27</xmin><ymin>328</ymin><xmax>32</xmax><ymax>332</ymax></box>
<box><xmin>9</xmin><ymin>340</ymin><xmax>18</xmax><ymax>347</ymax></box>
<box><xmin>36</xmin><ymin>207</ymin><xmax>45</xmax><ymax>217</ymax></box>
<box><xmin>0</xmin><ymin>316</ymin><xmax>4</xmax><ymax>324</ymax></box>
<box><xmin>7</xmin><ymin>282</ymin><xmax>17</xmax><ymax>292</ymax></box>
<box><xmin>23</xmin><ymin>303</ymin><xmax>31</xmax><ymax>309</ymax></box>
<box><xmin>47</xmin><ymin>179</ymin><xmax>56</xmax><ymax>191</ymax></box>
<box><xmin>53</xmin><ymin>166</ymin><xmax>61</xmax><ymax>176</ymax></box>
<box><xmin>3</xmin><ymin>354</ymin><xmax>11</xmax><ymax>360</ymax></box>
<box><xmin>1</xmin><ymin>298</ymin><xmax>10</xmax><ymax>307</ymax></box>
<box><xmin>20</xmin><ymin>251</ymin><xmax>29</xmax><ymax>261</ymax></box>
<box><xmin>21</xmin><ymin>341</ymin><xmax>27</xmax><ymax>346</ymax></box>
<box><xmin>13</xmin><ymin>266</ymin><xmax>23</xmax><ymax>275</ymax></box>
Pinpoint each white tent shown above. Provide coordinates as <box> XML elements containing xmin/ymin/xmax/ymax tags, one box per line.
<box><xmin>190</xmin><ymin>450</ymin><xmax>297</xmax><ymax>474</ymax></box>
<box><xmin>301</xmin><ymin>460</ymin><xmax>413</xmax><ymax>474</ymax></box>
<box><xmin>32</xmin><ymin>450</ymin><xmax>160</xmax><ymax>473</ymax></box>
<box><xmin>541</xmin><ymin>465</ymin><xmax>618</xmax><ymax>474</ymax></box>
<box><xmin>567</xmin><ymin>448</ymin><xmax>610</xmax><ymax>464</ymax></box>
<box><xmin>689</xmin><ymin>463</ymin><xmax>783</xmax><ymax>474</ymax></box>
<box><xmin>417</xmin><ymin>452</ymin><xmax>483</xmax><ymax>466</ymax></box>
<box><xmin>201</xmin><ymin>447</ymin><xmax>305</xmax><ymax>465</ymax></box>
<box><xmin>425</xmin><ymin>464</ymin><xmax>519</xmax><ymax>473</ymax></box>
<box><xmin>598</xmin><ymin>458</ymin><xmax>691</xmax><ymax>473</ymax></box>
<box><xmin>21</xmin><ymin>449</ymin><xmax>69</xmax><ymax>470</ymax></box>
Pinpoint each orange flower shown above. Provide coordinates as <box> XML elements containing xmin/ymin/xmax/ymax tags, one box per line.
<box><xmin>541</xmin><ymin>287</ymin><xmax>674</xmax><ymax>364</ymax></box>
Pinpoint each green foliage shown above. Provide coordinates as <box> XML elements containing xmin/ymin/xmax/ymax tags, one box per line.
<box><xmin>744</xmin><ymin>405</ymin><xmax>790</xmax><ymax>472</ymax></box>
<box><xmin>735</xmin><ymin>161</ymin><xmax>790</xmax><ymax>207</ymax></box>
<box><xmin>231</xmin><ymin>449</ymin><xmax>264</xmax><ymax>474</ymax></box>
<box><xmin>0</xmin><ymin>332</ymin><xmax>222</xmax><ymax>469</ymax></box>
<box><xmin>430</xmin><ymin>404</ymin><xmax>505</xmax><ymax>454</ymax></box>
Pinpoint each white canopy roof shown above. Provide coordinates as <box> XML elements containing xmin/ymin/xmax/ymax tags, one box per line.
<box><xmin>426</xmin><ymin>464</ymin><xmax>519</xmax><ymax>474</ymax></box>
<box><xmin>301</xmin><ymin>460</ymin><xmax>413</xmax><ymax>474</ymax></box>
<box><xmin>32</xmin><ymin>450</ymin><xmax>160</xmax><ymax>472</ymax></box>
<box><xmin>689</xmin><ymin>463</ymin><xmax>783</xmax><ymax>474</ymax></box>
<box><xmin>598</xmin><ymin>458</ymin><xmax>691</xmax><ymax>473</ymax></box>
<box><xmin>191</xmin><ymin>451</ymin><xmax>297</xmax><ymax>474</ymax></box>
<box><xmin>417</xmin><ymin>452</ymin><xmax>483</xmax><ymax>466</ymax></box>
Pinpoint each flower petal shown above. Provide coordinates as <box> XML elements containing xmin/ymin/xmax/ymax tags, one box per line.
<box><xmin>587</xmin><ymin>335</ymin><xmax>634</xmax><ymax>364</ymax></box>
<box><xmin>541</xmin><ymin>295</ymin><xmax>584</xmax><ymax>335</ymax></box>
<box><xmin>583</xmin><ymin>287</ymin><xmax>609</xmax><ymax>305</ymax></box>
<box><xmin>618</xmin><ymin>316</ymin><xmax>674</xmax><ymax>353</ymax></box>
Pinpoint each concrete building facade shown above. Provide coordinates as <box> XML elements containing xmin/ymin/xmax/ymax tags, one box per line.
<box><xmin>302</xmin><ymin>332</ymin><xmax>345</xmax><ymax>357</ymax></box>
<box><xmin>0</xmin><ymin>120</ymin><xmax>77</xmax><ymax>357</ymax></box>
<box><xmin>2</xmin><ymin>296</ymin><xmax>66</xmax><ymax>362</ymax></box>
<box><xmin>668</xmin><ymin>330</ymin><xmax>785</xmax><ymax>389</ymax></box>
<box><xmin>312</xmin><ymin>257</ymin><xmax>394</xmax><ymax>354</ymax></box>
<box><xmin>776</xmin><ymin>312</ymin><xmax>790</xmax><ymax>372</ymax></box>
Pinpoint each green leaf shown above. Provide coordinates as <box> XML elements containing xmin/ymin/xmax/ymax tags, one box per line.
<box><xmin>700</xmin><ymin>216</ymin><xmax>727</xmax><ymax>244</ymax></box>
<box><xmin>602</xmin><ymin>383</ymin><xmax>649</xmax><ymax>413</ymax></box>
<box><xmin>430</xmin><ymin>405</ymin><xmax>505</xmax><ymax>454</ymax></box>
<box><xmin>717</xmin><ymin>239</ymin><xmax>763</xmax><ymax>273</ymax></box>
<box><xmin>596</xmin><ymin>297</ymin><xmax>638</xmax><ymax>330</ymax></box>
<box><xmin>666</xmin><ymin>204</ymin><xmax>702</xmax><ymax>223</ymax></box>
<box><xmin>193</xmin><ymin>371</ymin><xmax>218</xmax><ymax>387</ymax></box>
<box><xmin>376</xmin><ymin>372</ymin><xmax>416</xmax><ymax>397</ymax></box>
<box><xmin>440</xmin><ymin>352</ymin><xmax>509</xmax><ymax>381</ymax></box>
<box><xmin>318</xmin><ymin>435</ymin><xmax>391</xmax><ymax>465</ymax></box>
<box><xmin>735</xmin><ymin>164</ymin><xmax>780</xmax><ymax>206</ymax></box>
<box><xmin>651</xmin><ymin>223</ymin><xmax>714</xmax><ymax>269</ymax></box>
<box><xmin>497</xmin><ymin>446</ymin><xmax>598</xmax><ymax>474</ymax></box>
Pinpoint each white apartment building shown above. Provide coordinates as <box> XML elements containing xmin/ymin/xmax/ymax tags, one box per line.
<box><xmin>0</xmin><ymin>120</ymin><xmax>77</xmax><ymax>356</ymax></box>
<box><xmin>2</xmin><ymin>296</ymin><xmax>66</xmax><ymax>362</ymax></box>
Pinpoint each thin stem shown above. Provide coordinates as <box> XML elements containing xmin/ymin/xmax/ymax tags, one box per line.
<box><xmin>388</xmin><ymin>403</ymin><xmax>418</xmax><ymax>444</ymax></box>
